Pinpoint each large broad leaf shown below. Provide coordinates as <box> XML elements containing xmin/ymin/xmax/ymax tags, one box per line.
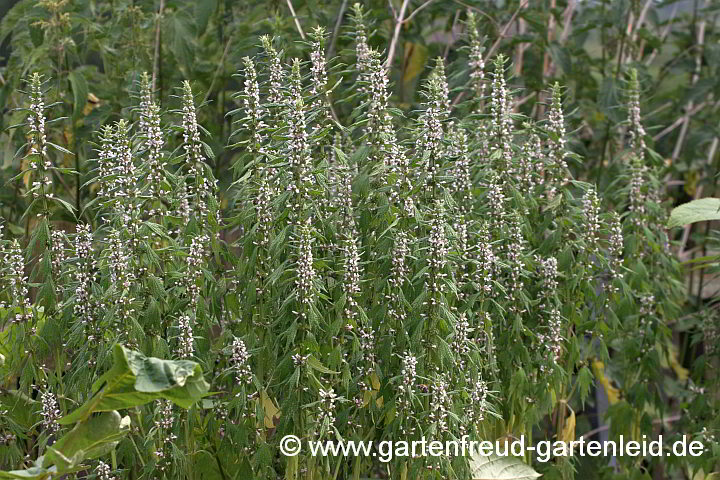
<box><xmin>668</xmin><ymin>198</ymin><xmax>720</xmax><ymax>228</ymax></box>
<box><xmin>0</xmin><ymin>460</ymin><xmax>84</xmax><ymax>478</ymax></box>
<box><xmin>43</xmin><ymin>411</ymin><xmax>130</xmax><ymax>469</ymax></box>
<box><xmin>59</xmin><ymin>344</ymin><xmax>209</xmax><ymax>424</ymax></box>
<box><xmin>470</xmin><ymin>453</ymin><xmax>541</xmax><ymax>480</ymax></box>
<box><xmin>0</xmin><ymin>465</ymin><xmax>57</xmax><ymax>479</ymax></box>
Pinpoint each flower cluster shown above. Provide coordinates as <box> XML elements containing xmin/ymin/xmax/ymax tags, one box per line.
<box><xmin>95</xmin><ymin>461</ymin><xmax>115</xmax><ymax>480</ymax></box>
<box><xmin>474</xmin><ymin>224</ymin><xmax>497</xmax><ymax>296</ymax></box>
<box><xmin>4</xmin><ymin>240</ymin><xmax>32</xmax><ymax>323</ymax></box>
<box><xmin>361</xmin><ymin>50</ymin><xmax>413</xmax><ymax>213</ymax></box>
<box><xmin>489</xmin><ymin>55</ymin><xmax>513</xmax><ymax>168</ymax></box>
<box><xmin>537</xmin><ymin>308</ymin><xmax>563</xmax><ymax>373</ymax></box>
<box><xmin>342</xmin><ymin>234</ymin><xmax>362</xmax><ymax>322</ymax></box>
<box><xmin>607</xmin><ymin>212</ymin><xmax>624</xmax><ymax>287</ymax></box>
<box><xmin>181</xmin><ymin>81</ymin><xmax>216</xmax><ymax>226</ymax></box>
<box><xmin>451</xmin><ymin>313</ymin><xmax>471</xmax><ymax>368</ymax></box>
<box><xmin>240</xmin><ymin>56</ymin><xmax>268</xmax><ymax>156</ymax></box>
<box><xmin>546</xmin><ymin>83</ymin><xmax>569</xmax><ymax>186</ymax></box>
<box><xmin>351</xmin><ymin>3</ymin><xmax>372</xmax><ymax>78</ymax></box>
<box><xmin>429</xmin><ymin>375</ymin><xmax>452</xmax><ymax>433</ymax></box>
<box><xmin>176</xmin><ymin>314</ymin><xmax>194</xmax><ymax>359</ymax></box>
<box><xmin>467</xmin><ymin>11</ymin><xmax>486</xmax><ymax>100</ymax></box>
<box><xmin>230</xmin><ymin>338</ymin><xmax>252</xmax><ymax>386</ymax></box>
<box><xmin>26</xmin><ymin>73</ymin><xmax>53</xmax><ymax>207</ymax></box>
<box><xmin>154</xmin><ymin>399</ymin><xmax>177</xmax><ymax>472</ymax></box>
<box><xmin>294</xmin><ymin>218</ymin><xmax>316</xmax><ymax>319</ymax></box>
<box><xmin>261</xmin><ymin>35</ymin><xmax>286</xmax><ymax>105</ymax></box>
<box><xmin>108</xmin><ymin>229</ymin><xmax>134</xmax><ymax>291</ymax></box>
<box><xmin>582</xmin><ymin>186</ymin><xmax>601</xmax><ymax>251</ymax></box>
<box><xmin>418</xmin><ymin>59</ymin><xmax>450</xmax><ymax>187</ymax></box>
<box><xmin>286</xmin><ymin>59</ymin><xmax>314</xmax><ymax>207</ymax></box>
<box><xmin>314</xmin><ymin>387</ymin><xmax>338</xmax><ymax>437</ymax></box>
<box><xmin>426</xmin><ymin>204</ymin><xmax>449</xmax><ymax>301</ymax></box>
<box><xmin>138</xmin><ymin>73</ymin><xmax>167</xmax><ymax>202</ymax></box>
<box><xmin>309</xmin><ymin>27</ymin><xmax>328</xmax><ymax>98</ymax></box>
<box><xmin>397</xmin><ymin>352</ymin><xmax>418</xmax><ymax>413</ymax></box>
<box><xmin>186</xmin><ymin>234</ymin><xmax>209</xmax><ymax>306</ymax></box>
<box><xmin>39</xmin><ymin>381</ymin><xmax>61</xmax><ymax>435</ymax></box>
<box><xmin>627</xmin><ymin>69</ymin><xmax>647</xmax><ymax>156</ymax></box>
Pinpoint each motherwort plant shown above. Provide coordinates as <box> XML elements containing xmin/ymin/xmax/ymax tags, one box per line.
<box><xmin>0</xmin><ymin>7</ymin><xmax>698</xmax><ymax>480</ymax></box>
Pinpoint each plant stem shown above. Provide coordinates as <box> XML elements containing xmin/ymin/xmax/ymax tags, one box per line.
<box><xmin>386</xmin><ymin>0</ymin><xmax>411</xmax><ymax>71</ymax></box>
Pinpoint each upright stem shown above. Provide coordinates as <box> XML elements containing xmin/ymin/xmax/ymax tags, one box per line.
<box><xmin>386</xmin><ymin>0</ymin><xmax>411</xmax><ymax>71</ymax></box>
<box><xmin>152</xmin><ymin>0</ymin><xmax>165</xmax><ymax>96</ymax></box>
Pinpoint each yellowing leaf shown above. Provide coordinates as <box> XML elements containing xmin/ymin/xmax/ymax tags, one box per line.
<box><xmin>260</xmin><ymin>390</ymin><xmax>281</xmax><ymax>429</ymax></box>
<box><xmin>83</xmin><ymin>93</ymin><xmax>100</xmax><ymax>116</ymax></box>
<box><xmin>684</xmin><ymin>170</ymin><xmax>698</xmax><ymax>197</ymax></box>
<box><xmin>560</xmin><ymin>409</ymin><xmax>575</xmax><ymax>443</ymax></box>
<box><xmin>21</xmin><ymin>155</ymin><xmax>31</xmax><ymax>189</ymax></box>
<box><xmin>657</xmin><ymin>340</ymin><xmax>689</xmax><ymax>381</ymax></box>
<box><xmin>591</xmin><ymin>360</ymin><xmax>620</xmax><ymax>404</ymax></box>
<box><xmin>370</xmin><ymin>371</ymin><xmax>380</xmax><ymax>391</ymax></box>
<box><xmin>402</xmin><ymin>42</ymin><xmax>428</xmax><ymax>85</ymax></box>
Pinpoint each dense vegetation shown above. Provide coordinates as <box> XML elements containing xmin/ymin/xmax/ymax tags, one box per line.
<box><xmin>0</xmin><ymin>1</ymin><xmax>717</xmax><ymax>479</ymax></box>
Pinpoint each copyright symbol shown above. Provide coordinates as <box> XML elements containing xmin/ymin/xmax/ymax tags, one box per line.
<box><xmin>280</xmin><ymin>435</ymin><xmax>301</xmax><ymax>456</ymax></box>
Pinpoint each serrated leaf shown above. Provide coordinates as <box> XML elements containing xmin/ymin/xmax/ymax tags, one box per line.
<box><xmin>576</xmin><ymin>366</ymin><xmax>593</xmax><ymax>405</ymax></box>
<box><xmin>47</xmin><ymin>142</ymin><xmax>73</xmax><ymax>156</ymax></box>
<box><xmin>307</xmin><ymin>355</ymin><xmax>339</xmax><ymax>374</ymax></box>
<box><xmin>195</xmin><ymin>0</ymin><xmax>216</xmax><ymax>34</ymax></box>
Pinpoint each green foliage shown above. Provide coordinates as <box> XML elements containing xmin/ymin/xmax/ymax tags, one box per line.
<box><xmin>0</xmin><ymin>346</ymin><xmax>207</xmax><ymax>478</ymax></box>
<box><xmin>0</xmin><ymin>1</ymin><xmax>716</xmax><ymax>480</ymax></box>
<box><xmin>59</xmin><ymin>344</ymin><xmax>210</xmax><ymax>424</ymax></box>
<box><xmin>668</xmin><ymin>198</ymin><xmax>720</xmax><ymax>228</ymax></box>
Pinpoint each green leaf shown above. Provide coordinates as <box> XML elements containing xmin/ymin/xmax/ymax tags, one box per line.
<box><xmin>0</xmin><ymin>458</ymin><xmax>85</xmax><ymax>479</ymax></box>
<box><xmin>195</xmin><ymin>0</ymin><xmax>217</xmax><ymax>34</ymax></box>
<box><xmin>306</xmin><ymin>356</ymin><xmax>339</xmax><ymax>374</ymax></box>
<box><xmin>43</xmin><ymin>411</ymin><xmax>130</xmax><ymax>469</ymax></box>
<box><xmin>68</xmin><ymin>70</ymin><xmax>88</xmax><ymax>121</ymax></box>
<box><xmin>0</xmin><ymin>389</ymin><xmax>38</xmax><ymax>430</ymax></box>
<box><xmin>668</xmin><ymin>198</ymin><xmax>720</xmax><ymax>228</ymax></box>
<box><xmin>58</xmin><ymin>344</ymin><xmax>209</xmax><ymax>424</ymax></box>
<box><xmin>0</xmin><ymin>465</ymin><xmax>56</xmax><ymax>479</ymax></box>
<box><xmin>47</xmin><ymin>142</ymin><xmax>73</xmax><ymax>156</ymax></box>
<box><xmin>576</xmin><ymin>366</ymin><xmax>594</xmax><ymax>406</ymax></box>
<box><xmin>470</xmin><ymin>453</ymin><xmax>541</xmax><ymax>480</ymax></box>
<box><xmin>548</xmin><ymin>43</ymin><xmax>571</xmax><ymax>75</ymax></box>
